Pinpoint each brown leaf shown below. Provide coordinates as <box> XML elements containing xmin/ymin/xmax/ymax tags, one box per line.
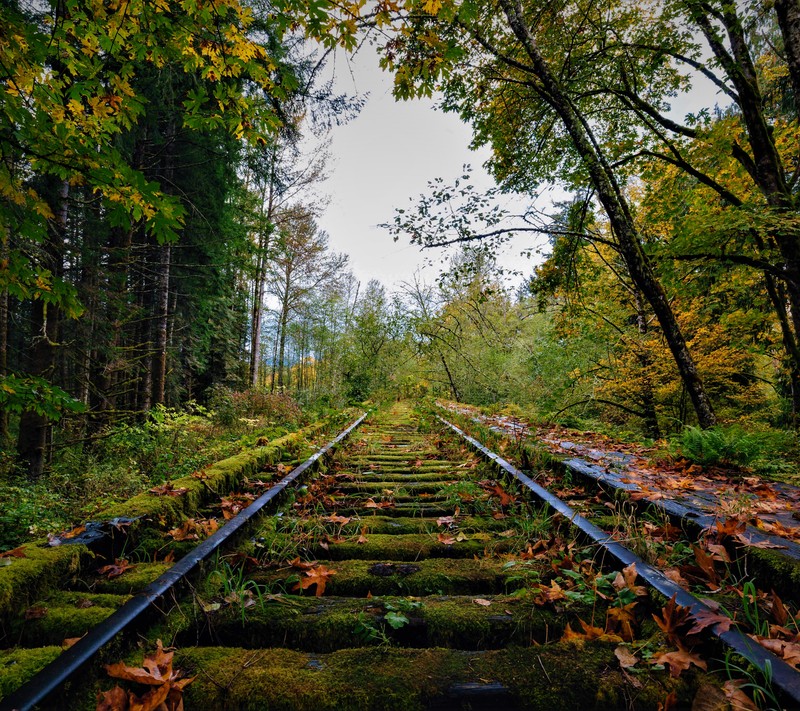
<box><xmin>62</xmin><ymin>524</ymin><xmax>87</xmax><ymax>540</ymax></box>
<box><xmin>693</xmin><ymin>546</ymin><xmax>719</xmax><ymax>587</ymax></box>
<box><xmin>614</xmin><ymin>646</ymin><xmax>639</xmax><ymax>669</ymax></box>
<box><xmin>473</xmin><ymin>598</ymin><xmax>492</xmax><ymax>606</ymax></box>
<box><xmin>357</xmin><ymin>527</ymin><xmax>368</xmax><ymax>545</ymax></box>
<box><xmin>691</xmin><ymin>684</ymin><xmax>730</xmax><ymax>711</ymax></box>
<box><xmin>612</xmin><ymin>562</ymin><xmax>647</xmax><ymax>597</ymax></box>
<box><xmin>62</xmin><ymin>636</ymin><xmax>84</xmax><ymax>648</ymax></box>
<box><xmin>98</xmin><ymin>559</ymin><xmax>135</xmax><ymax>579</ymax></box>
<box><xmin>96</xmin><ymin>684</ymin><xmax>129</xmax><ymax>711</ymax></box>
<box><xmin>0</xmin><ymin>545</ymin><xmax>27</xmax><ymax>558</ymax></box>
<box><xmin>149</xmin><ymin>483</ymin><xmax>188</xmax><ymax>497</ymax></box>
<box><xmin>771</xmin><ymin>590</ymin><xmax>789</xmax><ymax>626</ymax></box>
<box><xmin>323</xmin><ymin>514</ymin><xmax>351</xmax><ymax>525</ymax></box>
<box><xmin>652</xmin><ymin>594</ymin><xmax>690</xmax><ymax>643</ymax></box>
<box><xmin>656</xmin><ymin>691</ymin><xmax>678</xmax><ymax>711</ymax></box>
<box><xmin>436</xmin><ymin>515</ymin><xmax>456</xmax><ymax>527</ymax></box>
<box><xmin>24</xmin><ymin>606</ymin><xmax>48</xmax><ymax>620</ymax></box>
<box><xmin>288</xmin><ymin>557</ymin><xmax>317</xmax><ymax>570</ymax></box>
<box><xmin>437</xmin><ymin>532</ymin><xmax>456</xmax><ymax>546</ymax></box>
<box><xmin>687</xmin><ymin>608</ymin><xmax>733</xmax><ymax>635</ymax></box>
<box><xmin>128</xmin><ymin>681</ymin><xmax>170</xmax><ymax>711</ymax></box>
<box><xmin>654</xmin><ymin>648</ymin><xmax>707</xmax><ymax>677</ymax></box>
<box><xmin>722</xmin><ymin>680</ymin><xmax>758</xmax><ymax>710</ymax></box>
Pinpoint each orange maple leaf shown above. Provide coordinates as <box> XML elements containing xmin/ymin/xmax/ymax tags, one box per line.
<box><xmin>293</xmin><ymin>565</ymin><xmax>336</xmax><ymax>596</ymax></box>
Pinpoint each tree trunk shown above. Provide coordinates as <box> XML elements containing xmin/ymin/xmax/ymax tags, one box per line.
<box><xmin>0</xmin><ymin>233</ymin><xmax>8</xmax><ymax>443</ymax></box>
<box><xmin>249</xmin><ymin>156</ymin><xmax>276</xmax><ymax>388</ymax></box>
<box><xmin>500</xmin><ymin>0</ymin><xmax>716</xmax><ymax>428</ymax></box>
<box><xmin>17</xmin><ymin>179</ymin><xmax>68</xmax><ymax>477</ymax></box>
<box><xmin>774</xmin><ymin>0</ymin><xmax>800</xmax><ymax>121</ymax></box>
<box><xmin>634</xmin><ymin>291</ymin><xmax>660</xmax><ymax>439</ymax></box>
<box><xmin>152</xmin><ymin>242</ymin><xmax>171</xmax><ymax>406</ymax></box>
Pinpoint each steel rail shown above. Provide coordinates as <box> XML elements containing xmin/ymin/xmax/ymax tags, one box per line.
<box><xmin>437</xmin><ymin>415</ymin><xmax>800</xmax><ymax>705</ymax></box>
<box><xmin>2</xmin><ymin>412</ymin><xmax>369</xmax><ymax>711</ymax></box>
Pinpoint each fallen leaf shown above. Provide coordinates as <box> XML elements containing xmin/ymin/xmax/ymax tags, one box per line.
<box><xmin>654</xmin><ymin>647</ymin><xmax>707</xmax><ymax>678</ymax></box>
<box><xmin>652</xmin><ymin>594</ymin><xmax>690</xmax><ymax>643</ymax></box>
<box><xmin>0</xmin><ymin>546</ymin><xmax>26</xmax><ymax>559</ymax></box>
<box><xmin>149</xmin><ymin>483</ymin><xmax>188</xmax><ymax>497</ymax></box>
<box><xmin>97</xmin><ymin>559</ymin><xmax>135</xmax><ymax>579</ymax></box>
<box><xmin>292</xmin><ymin>565</ymin><xmax>336</xmax><ymax>597</ymax></box>
<box><xmin>24</xmin><ymin>606</ymin><xmax>47</xmax><ymax>620</ymax></box>
<box><xmin>473</xmin><ymin>598</ymin><xmax>492</xmax><ymax>606</ymax></box>
<box><xmin>722</xmin><ymin>679</ymin><xmax>758</xmax><ymax>710</ymax></box>
<box><xmin>691</xmin><ymin>683</ymin><xmax>730</xmax><ymax>711</ymax></box>
<box><xmin>357</xmin><ymin>527</ymin><xmax>369</xmax><ymax>545</ymax></box>
<box><xmin>687</xmin><ymin>608</ymin><xmax>733</xmax><ymax>635</ymax></box>
<box><xmin>96</xmin><ymin>685</ymin><xmax>128</xmax><ymax>711</ymax></box>
<box><xmin>437</xmin><ymin>532</ymin><xmax>456</xmax><ymax>545</ymax></box>
<box><xmin>614</xmin><ymin>646</ymin><xmax>639</xmax><ymax>669</ymax></box>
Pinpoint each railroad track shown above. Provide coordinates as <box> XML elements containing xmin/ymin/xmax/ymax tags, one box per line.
<box><xmin>1</xmin><ymin>401</ymin><xmax>799</xmax><ymax>709</ymax></box>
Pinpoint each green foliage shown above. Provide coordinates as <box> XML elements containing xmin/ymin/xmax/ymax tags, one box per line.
<box><xmin>209</xmin><ymin>388</ymin><xmax>303</xmax><ymax>428</ymax></box>
<box><xmin>672</xmin><ymin>425</ymin><xmax>793</xmax><ymax>472</ymax></box>
<box><xmin>0</xmin><ymin>482</ymin><xmax>70</xmax><ymax>550</ymax></box>
<box><xmin>0</xmin><ymin>375</ymin><xmax>86</xmax><ymax>420</ymax></box>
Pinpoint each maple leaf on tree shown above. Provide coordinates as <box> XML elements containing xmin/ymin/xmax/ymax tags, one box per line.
<box><xmin>98</xmin><ymin>559</ymin><xmax>135</xmax><ymax>579</ymax></box>
<box><xmin>292</xmin><ymin>564</ymin><xmax>336</xmax><ymax>596</ymax></box>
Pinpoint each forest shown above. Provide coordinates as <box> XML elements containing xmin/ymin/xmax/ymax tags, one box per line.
<box><xmin>1</xmin><ymin>0</ymin><xmax>800</xmax><ymax>545</ymax></box>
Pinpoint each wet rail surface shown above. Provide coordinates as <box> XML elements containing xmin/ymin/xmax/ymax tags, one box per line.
<box><xmin>2</xmin><ymin>402</ymin><xmax>800</xmax><ymax>709</ymax></box>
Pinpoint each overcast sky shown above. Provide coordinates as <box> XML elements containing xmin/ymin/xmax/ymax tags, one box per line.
<box><xmin>313</xmin><ymin>44</ymin><xmax>545</xmax><ymax>291</ymax></box>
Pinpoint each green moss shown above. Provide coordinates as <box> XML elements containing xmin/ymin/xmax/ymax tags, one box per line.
<box><xmin>165</xmin><ymin>643</ymin><xmax>704</xmax><ymax>710</ymax></box>
<box><xmin>0</xmin><ymin>646</ymin><xmax>62</xmax><ymax>701</ymax></box>
<box><xmin>741</xmin><ymin>548</ymin><xmax>800</xmax><ymax>603</ymax></box>
<box><xmin>14</xmin><ymin>604</ymin><xmax>117</xmax><ymax>646</ymax></box>
<box><xmin>253</xmin><ymin>558</ymin><xmax>528</xmax><ymax>597</ymax></box>
<box><xmin>0</xmin><ymin>544</ymin><xmax>90</xmax><ymax>623</ymax></box>
<box><xmin>88</xmin><ymin>561</ymin><xmax>171</xmax><ymax>594</ymax></box>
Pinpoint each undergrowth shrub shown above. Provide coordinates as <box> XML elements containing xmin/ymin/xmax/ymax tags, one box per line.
<box><xmin>209</xmin><ymin>387</ymin><xmax>302</xmax><ymax>428</ymax></box>
<box><xmin>672</xmin><ymin>425</ymin><xmax>794</xmax><ymax>474</ymax></box>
